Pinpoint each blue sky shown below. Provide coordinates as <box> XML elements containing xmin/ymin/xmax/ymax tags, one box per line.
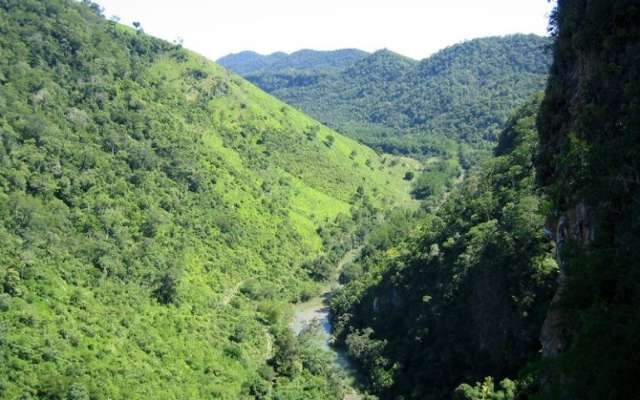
<box><xmin>96</xmin><ymin>0</ymin><xmax>555</xmax><ymax>60</ymax></box>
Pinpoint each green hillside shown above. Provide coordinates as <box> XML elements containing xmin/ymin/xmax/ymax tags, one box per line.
<box><xmin>0</xmin><ymin>1</ymin><xmax>416</xmax><ymax>399</ymax></box>
<box><xmin>221</xmin><ymin>36</ymin><xmax>551</xmax><ymax>161</ymax></box>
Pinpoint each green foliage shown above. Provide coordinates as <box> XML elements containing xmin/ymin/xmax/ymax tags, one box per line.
<box><xmin>301</xmin><ymin>256</ymin><xmax>333</xmax><ymax>282</ymax></box>
<box><xmin>152</xmin><ymin>270</ymin><xmax>181</xmax><ymax>305</ymax></box>
<box><xmin>267</xmin><ymin>326</ymin><xmax>347</xmax><ymax>399</ymax></box>
<box><xmin>222</xmin><ymin>36</ymin><xmax>551</xmax><ymax>161</ymax></box>
<box><xmin>66</xmin><ymin>383</ymin><xmax>90</xmax><ymax>400</ymax></box>
<box><xmin>0</xmin><ymin>0</ymin><xmax>414</xmax><ymax>398</ymax></box>
<box><xmin>344</xmin><ymin>328</ymin><xmax>396</xmax><ymax>392</ymax></box>
<box><xmin>454</xmin><ymin>377</ymin><xmax>516</xmax><ymax>400</ymax></box>
<box><xmin>2</xmin><ymin>268</ymin><xmax>22</xmax><ymax>297</ymax></box>
<box><xmin>331</xmin><ymin>99</ymin><xmax>558</xmax><ymax>399</ymax></box>
<box><xmin>411</xmin><ymin>158</ymin><xmax>460</xmax><ymax>199</ymax></box>
<box><xmin>324</xmin><ymin>134</ymin><xmax>336</xmax><ymax>148</ymax></box>
<box><xmin>338</xmin><ymin>262</ymin><xmax>363</xmax><ymax>285</ymax></box>
<box><xmin>271</xmin><ymin>329</ymin><xmax>303</xmax><ymax>377</ymax></box>
<box><xmin>534</xmin><ymin>0</ymin><xmax>640</xmax><ymax>398</ymax></box>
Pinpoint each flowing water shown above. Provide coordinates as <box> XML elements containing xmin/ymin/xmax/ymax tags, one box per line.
<box><xmin>290</xmin><ymin>247</ymin><xmax>364</xmax><ymax>399</ymax></box>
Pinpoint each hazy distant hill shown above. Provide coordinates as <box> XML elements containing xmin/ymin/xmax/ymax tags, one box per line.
<box><xmin>220</xmin><ymin>35</ymin><xmax>552</xmax><ymax>161</ymax></box>
<box><xmin>217</xmin><ymin>48</ymin><xmax>370</xmax><ymax>75</ymax></box>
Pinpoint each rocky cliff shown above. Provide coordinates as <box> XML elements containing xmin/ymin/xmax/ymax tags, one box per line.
<box><xmin>536</xmin><ymin>0</ymin><xmax>640</xmax><ymax>397</ymax></box>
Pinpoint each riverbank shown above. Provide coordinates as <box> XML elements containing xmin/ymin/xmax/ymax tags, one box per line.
<box><xmin>290</xmin><ymin>247</ymin><xmax>364</xmax><ymax>399</ymax></box>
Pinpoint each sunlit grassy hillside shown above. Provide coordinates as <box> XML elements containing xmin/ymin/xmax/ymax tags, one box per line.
<box><xmin>0</xmin><ymin>1</ymin><xmax>415</xmax><ymax>398</ymax></box>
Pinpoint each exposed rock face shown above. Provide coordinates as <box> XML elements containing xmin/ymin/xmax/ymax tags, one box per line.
<box><xmin>541</xmin><ymin>202</ymin><xmax>594</xmax><ymax>356</ymax></box>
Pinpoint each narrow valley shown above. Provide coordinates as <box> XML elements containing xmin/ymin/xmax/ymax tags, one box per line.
<box><xmin>0</xmin><ymin>1</ymin><xmax>638</xmax><ymax>399</ymax></box>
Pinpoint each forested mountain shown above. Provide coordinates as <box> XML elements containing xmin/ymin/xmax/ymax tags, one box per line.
<box><xmin>328</xmin><ymin>0</ymin><xmax>640</xmax><ymax>399</ymax></box>
<box><xmin>330</xmin><ymin>98</ymin><xmax>558</xmax><ymax>399</ymax></box>
<box><xmin>217</xmin><ymin>49</ymin><xmax>370</xmax><ymax>75</ymax></box>
<box><xmin>0</xmin><ymin>1</ymin><xmax>417</xmax><ymax>398</ymax></box>
<box><xmin>220</xmin><ymin>35</ymin><xmax>552</xmax><ymax>160</ymax></box>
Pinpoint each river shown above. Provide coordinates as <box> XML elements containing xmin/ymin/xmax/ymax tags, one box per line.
<box><xmin>290</xmin><ymin>247</ymin><xmax>364</xmax><ymax>399</ymax></box>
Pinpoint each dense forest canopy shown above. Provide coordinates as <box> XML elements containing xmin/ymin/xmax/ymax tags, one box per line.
<box><xmin>330</xmin><ymin>98</ymin><xmax>558</xmax><ymax>399</ymax></box>
<box><xmin>219</xmin><ymin>35</ymin><xmax>552</xmax><ymax>161</ymax></box>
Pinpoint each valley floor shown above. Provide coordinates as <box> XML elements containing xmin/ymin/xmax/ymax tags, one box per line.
<box><xmin>290</xmin><ymin>247</ymin><xmax>365</xmax><ymax>399</ymax></box>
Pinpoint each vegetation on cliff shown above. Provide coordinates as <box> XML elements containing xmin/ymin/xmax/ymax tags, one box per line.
<box><xmin>328</xmin><ymin>1</ymin><xmax>640</xmax><ymax>398</ymax></box>
<box><xmin>330</xmin><ymin>98</ymin><xmax>558</xmax><ymax>399</ymax></box>
<box><xmin>534</xmin><ymin>0</ymin><xmax>640</xmax><ymax>398</ymax></box>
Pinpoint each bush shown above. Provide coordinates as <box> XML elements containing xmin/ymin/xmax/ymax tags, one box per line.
<box><xmin>324</xmin><ymin>135</ymin><xmax>335</xmax><ymax>147</ymax></box>
<box><xmin>454</xmin><ymin>377</ymin><xmax>516</xmax><ymax>400</ymax></box>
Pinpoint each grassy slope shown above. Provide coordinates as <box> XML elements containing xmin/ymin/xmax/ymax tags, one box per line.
<box><xmin>148</xmin><ymin>51</ymin><xmax>418</xmax><ymax>246</ymax></box>
<box><xmin>0</xmin><ymin>1</ymin><xmax>415</xmax><ymax>399</ymax></box>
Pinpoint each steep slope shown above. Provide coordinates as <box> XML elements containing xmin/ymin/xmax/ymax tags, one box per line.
<box><xmin>217</xmin><ymin>48</ymin><xmax>370</xmax><ymax>75</ymax></box>
<box><xmin>0</xmin><ymin>1</ymin><xmax>416</xmax><ymax>399</ymax></box>
<box><xmin>222</xmin><ymin>35</ymin><xmax>551</xmax><ymax>161</ymax></box>
<box><xmin>534</xmin><ymin>0</ymin><xmax>640</xmax><ymax>398</ymax></box>
<box><xmin>327</xmin><ymin>1</ymin><xmax>640</xmax><ymax>398</ymax></box>
<box><xmin>330</xmin><ymin>99</ymin><xmax>558</xmax><ymax>399</ymax></box>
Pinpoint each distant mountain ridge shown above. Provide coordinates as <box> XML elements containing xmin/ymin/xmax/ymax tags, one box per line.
<box><xmin>217</xmin><ymin>48</ymin><xmax>370</xmax><ymax>75</ymax></box>
<box><xmin>219</xmin><ymin>35</ymin><xmax>552</xmax><ymax>162</ymax></box>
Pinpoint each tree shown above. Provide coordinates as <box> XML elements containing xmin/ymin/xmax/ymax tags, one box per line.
<box><xmin>153</xmin><ymin>271</ymin><xmax>180</xmax><ymax>305</ymax></box>
<box><xmin>242</xmin><ymin>375</ymin><xmax>270</xmax><ymax>399</ymax></box>
<box><xmin>66</xmin><ymin>383</ymin><xmax>90</xmax><ymax>400</ymax></box>
<box><xmin>302</xmin><ymin>256</ymin><xmax>333</xmax><ymax>281</ymax></box>
<box><xmin>271</xmin><ymin>330</ymin><xmax>302</xmax><ymax>377</ymax></box>
<box><xmin>2</xmin><ymin>268</ymin><xmax>21</xmax><ymax>297</ymax></box>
